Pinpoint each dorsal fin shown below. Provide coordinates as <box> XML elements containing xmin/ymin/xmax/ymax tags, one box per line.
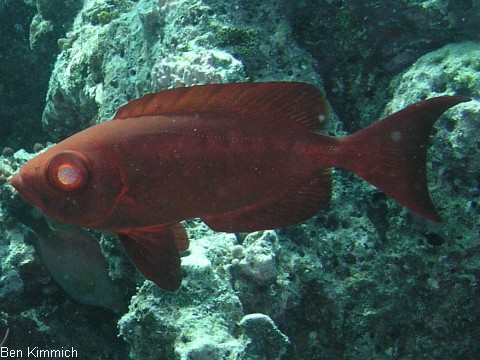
<box><xmin>114</xmin><ymin>82</ymin><xmax>329</xmax><ymax>131</ymax></box>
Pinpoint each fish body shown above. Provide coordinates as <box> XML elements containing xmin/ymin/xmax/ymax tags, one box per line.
<box><xmin>32</xmin><ymin>219</ymin><xmax>125</xmax><ymax>312</ymax></box>
<box><xmin>15</xmin><ymin>109</ymin><xmax>330</xmax><ymax>230</ymax></box>
<box><xmin>10</xmin><ymin>82</ymin><xmax>469</xmax><ymax>291</ymax></box>
<box><xmin>8</xmin><ymin>199</ymin><xmax>125</xmax><ymax>311</ymax></box>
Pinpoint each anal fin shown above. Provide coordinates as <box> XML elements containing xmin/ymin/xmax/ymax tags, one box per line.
<box><xmin>202</xmin><ymin>170</ymin><xmax>332</xmax><ymax>232</ymax></box>
<box><xmin>117</xmin><ymin>223</ymin><xmax>189</xmax><ymax>291</ymax></box>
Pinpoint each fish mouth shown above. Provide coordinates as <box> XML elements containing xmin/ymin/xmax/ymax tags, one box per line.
<box><xmin>10</xmin><ymin>173</ymin><xmax>39</xmax><ymax>206</ymax></box>
<box><xmin>10</xmin><ymin>173</ymin><xmax>24</xmax><ymax>193</ymax></box>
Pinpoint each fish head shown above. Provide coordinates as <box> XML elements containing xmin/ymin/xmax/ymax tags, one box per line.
<box><xmin>10</xmin><ymin>143</ymin><xmax>121</xmax><ymax>229</ymax></box>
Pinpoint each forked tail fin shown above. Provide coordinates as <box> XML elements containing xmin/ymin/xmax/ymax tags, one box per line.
<box><xmin>338</xmin><ymin>96</ymin><xmax>470</xmax><ymax>221</ymax></box>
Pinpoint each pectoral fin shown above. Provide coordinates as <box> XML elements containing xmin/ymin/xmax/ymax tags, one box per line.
<box><xmin>117</xmin><ymin>223</ymin><xmax>188</xmax><ymax>291</ymax></box>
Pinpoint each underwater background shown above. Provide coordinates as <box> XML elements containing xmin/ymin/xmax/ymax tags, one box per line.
<box><xmin>0</xmin><ymin>0</ymin><xmax>479</xmax><ymax>359</ymax></box>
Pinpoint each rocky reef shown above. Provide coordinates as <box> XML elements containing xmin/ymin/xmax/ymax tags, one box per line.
<box><xmin>0</xmin><ymin>0</ymin><xmax>479</xmax><ymax>359</ymax></box>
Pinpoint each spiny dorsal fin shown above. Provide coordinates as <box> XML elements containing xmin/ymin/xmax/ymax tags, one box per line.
<box><xmin>114</xmin><ymin>82</ymin><xmax>328</xmax><ymax>131</ymax></box>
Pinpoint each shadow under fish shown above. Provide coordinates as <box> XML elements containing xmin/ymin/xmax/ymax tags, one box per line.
<box><xmin>11</xmin><ymin>201</ymin><xmax>125</xmax><ymax>313</ymax></box>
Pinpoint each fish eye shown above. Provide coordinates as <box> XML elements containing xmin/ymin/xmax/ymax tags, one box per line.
<box><xmin>46</xmin><ymin>151</ymin><xmax>90</xmax><ymax>193</ymax></box>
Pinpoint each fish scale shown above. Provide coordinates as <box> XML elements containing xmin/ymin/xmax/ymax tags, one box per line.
<box><xmin>10</xmin><ymin>82</ymin><xmax>469</xmax><ymax>291</ymax></box>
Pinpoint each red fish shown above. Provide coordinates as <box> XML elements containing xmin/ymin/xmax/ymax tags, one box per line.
<box><xmin>10</xmin><ymin>82</ymin><xmax>469</xmax><ymax>291</ymax></box>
